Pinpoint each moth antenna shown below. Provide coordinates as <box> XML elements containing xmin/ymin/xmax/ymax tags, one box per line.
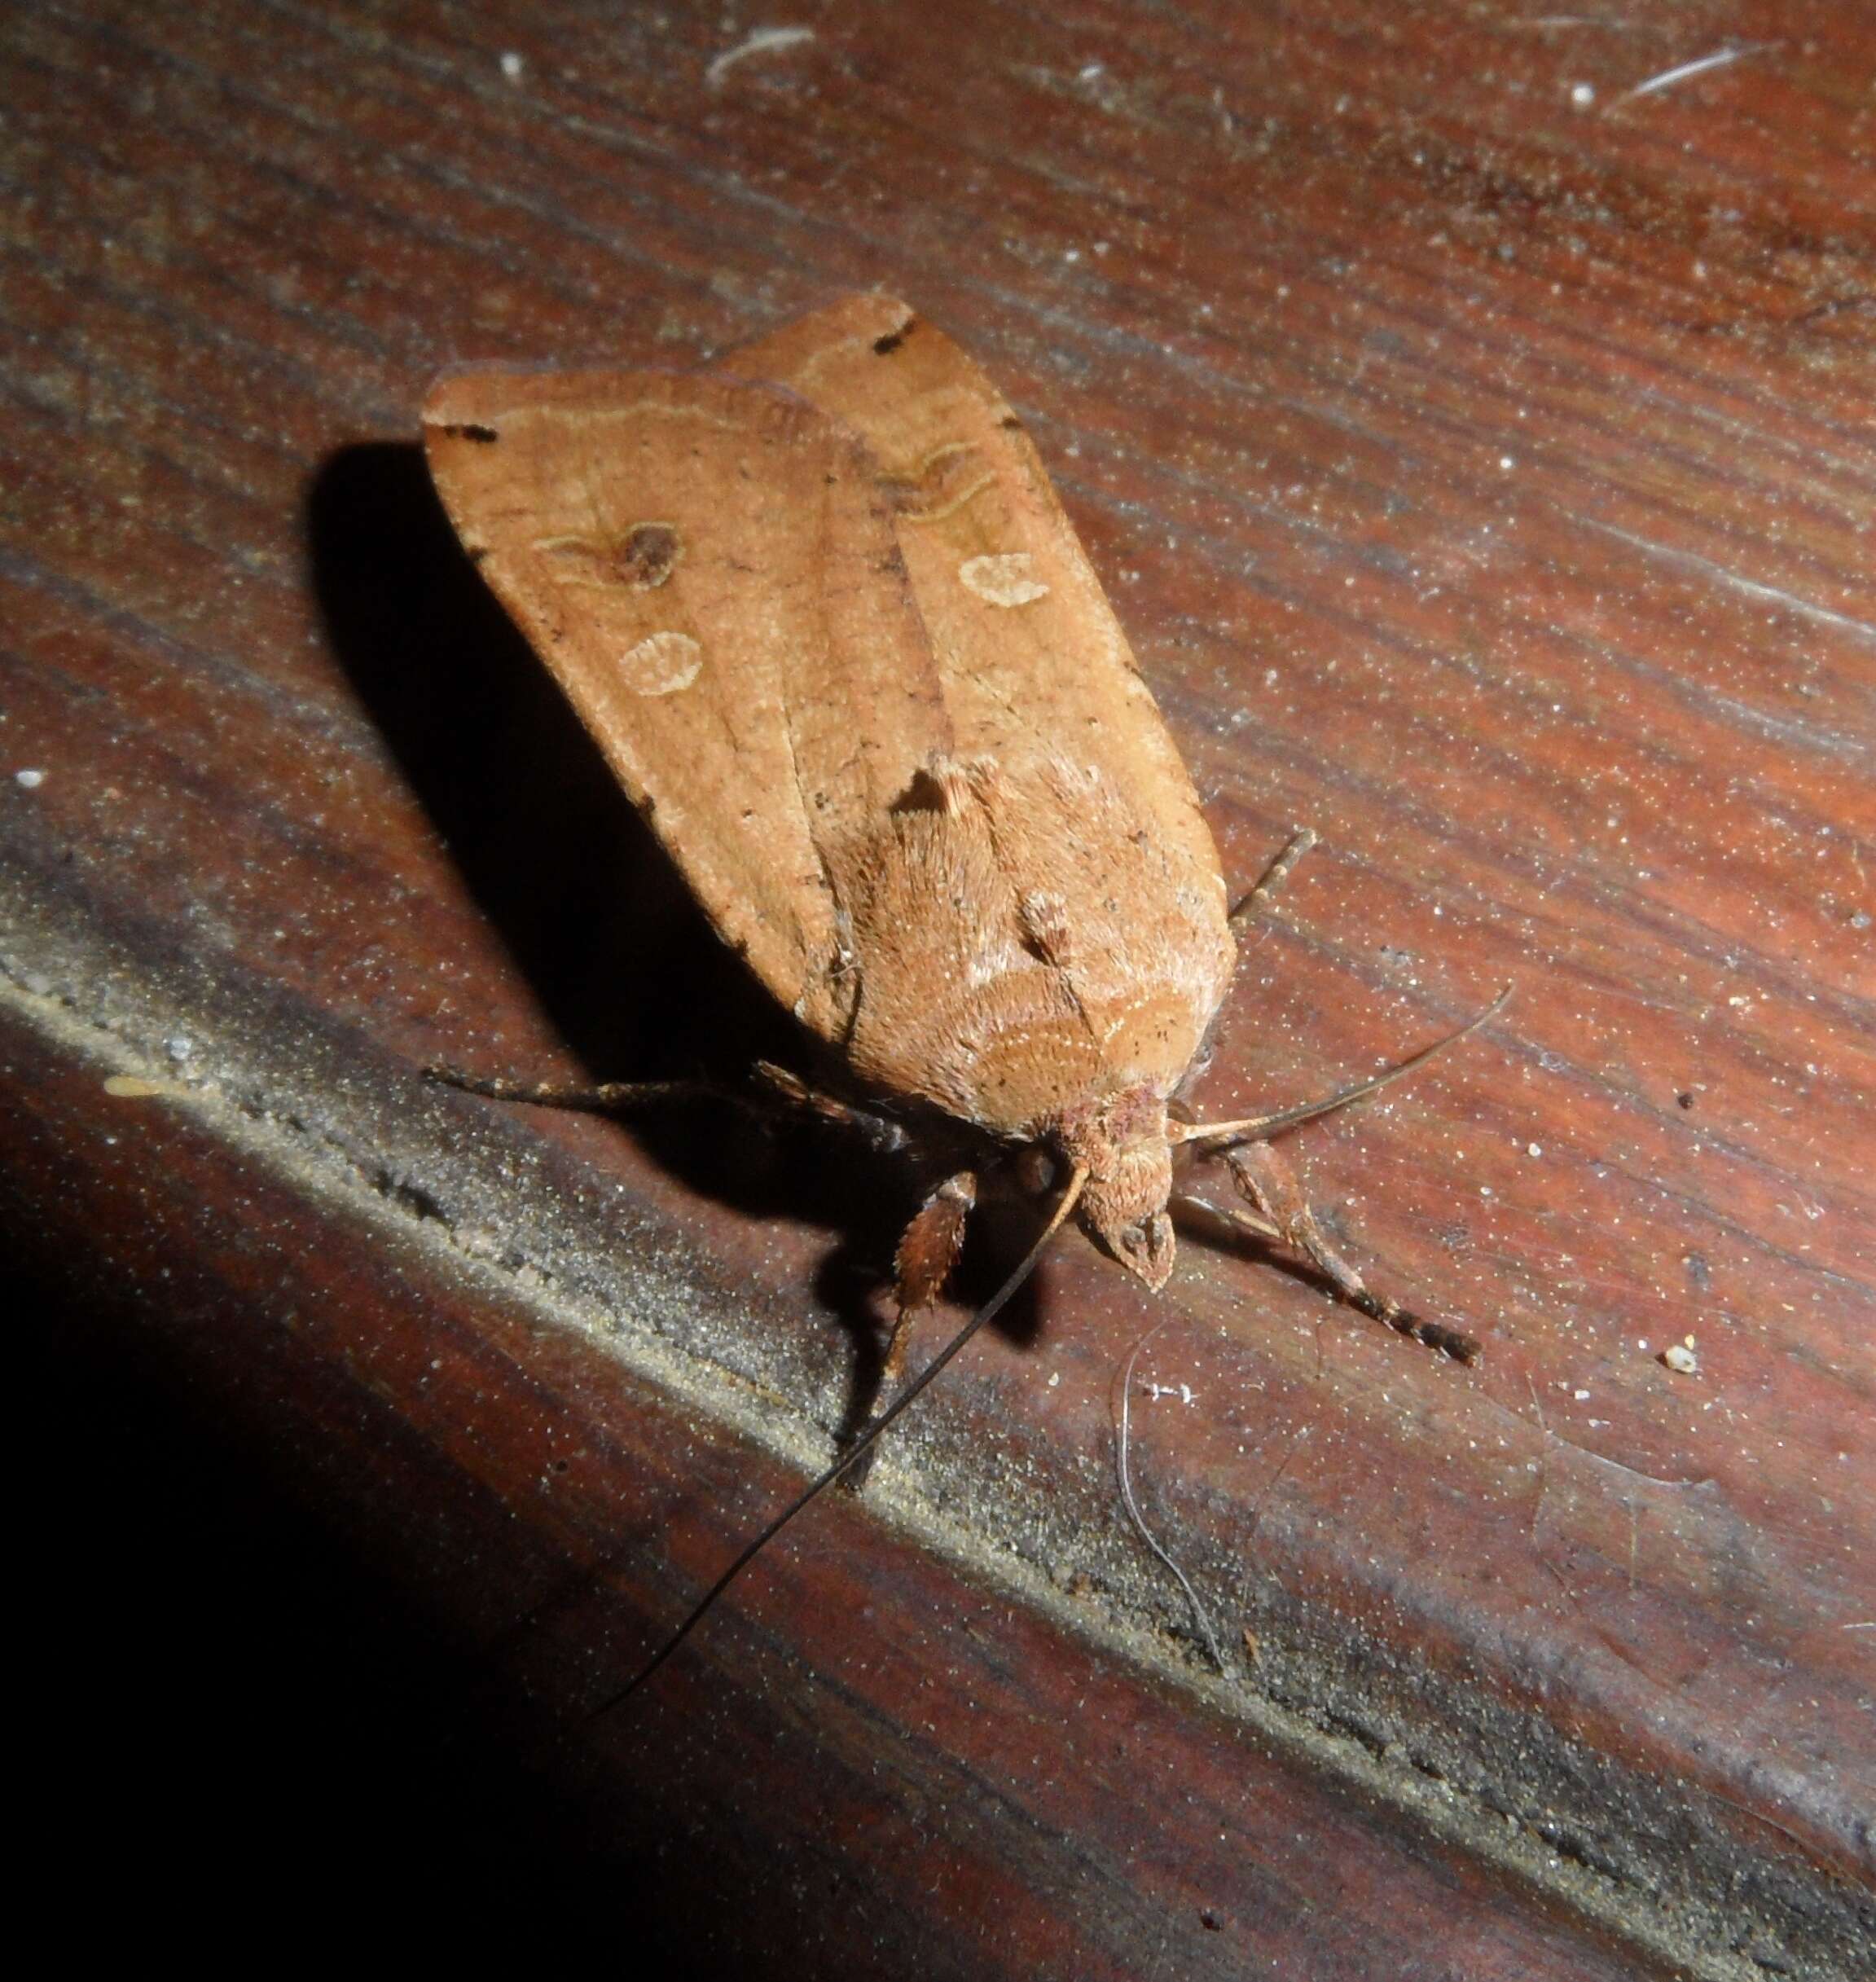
<box><xmin>595</xmin><ymin>1164</ymin><xmax>1092</xmax><ymax>1712</ymax></box>
<box><xmin>1172</xmin><ymin>987</ymin><xmax>1512</xmax><ymax>1148</ymax></box>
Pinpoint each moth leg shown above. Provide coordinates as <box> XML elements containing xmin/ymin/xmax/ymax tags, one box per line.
<box><xmin>424</xmin><ymin>1067</ymin><xmax>748</xmax><ymax>1114</ymax></box>
<box><xmin>749</xmin><ymin>1061</ymin><xmax>914</xmax><ymax>1157</ymax></box>
<box><xmin>843</xmin><ymin>1171</ymin><xmax>978</xmax><ymax>1491</ymax></box>
<box><xmin>427</xmin><ymin>1057</ymin><xmax>914</xmax><ymax>1155</ymax></box>
<box><xmin>1223</xmin><ymin>1140</ymin><xmax>1480</xmax><ymax>1363</ymax></box>
<box><xmin>1229</xmin><ymin>825</ymin><xmax>1319</xmax><ymax>931</ymax></box>
<box><xmin>885</xmin><ymin>1171</ymin><xmax>979</xmax><ymax>1391</ymax></box>
<box><xmin>1167</xmin><ymin>1188</ymin><xmax>1281</xmax><ymax>1249</ymax></box>
<box><xmin>1175</xmin><ymin>828</ymin><xmax>1320</xmax><ymax>1105</ymax></box>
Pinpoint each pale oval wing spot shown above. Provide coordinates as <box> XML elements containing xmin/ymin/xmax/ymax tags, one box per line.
<box><xmin>959</xmin><ymin>552</ymin><xmax>1050</xmax><ymax>608</ymax></box>
<box><xmin>619</xmin><ymin>630</ymin><xmax>704</xmax><ymax>695</ymax></box>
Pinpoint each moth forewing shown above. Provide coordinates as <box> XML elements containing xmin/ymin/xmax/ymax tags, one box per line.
<box><xmin>424</xmin><ymin>304</ymin><xmax>1239</xmax><ymax>1285</ymax></box>
<box><xmin>727</xmin><ymin>292</ymin><xmax>1233</xmax><ymax>993</ymax></box>
<box><xmin>422</xmin><ymin>365</ymin><xmax>948</xmax><ymax>1040</ymax></box>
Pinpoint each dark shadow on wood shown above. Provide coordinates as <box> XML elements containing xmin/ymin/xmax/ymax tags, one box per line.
<box><xmin>27</xmin><ymin>1268</ymin><xmax>691</xmax><ymax>1969</ymax></box>
<box><xmin>305</xmin><ymin>440</ymin><xmax>1041</xmax><ymax>1427</ymax></box>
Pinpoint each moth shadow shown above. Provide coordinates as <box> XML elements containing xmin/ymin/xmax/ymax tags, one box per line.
<box><xmin>305</xmin><ymin>442</ymin><xmax>1039</xmax><ymax>1404</ymax></box>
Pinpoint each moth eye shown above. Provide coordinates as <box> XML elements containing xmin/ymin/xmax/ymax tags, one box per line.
<box><xmin>620</xmin><ymin>521</ymin><xmax>683</xmax><ymax>588</ymax></box>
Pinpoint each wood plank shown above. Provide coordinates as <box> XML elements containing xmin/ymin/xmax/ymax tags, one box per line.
<box><xmin>4</xmin><ymin>2</ymin><xmax>1870</xmax><ymax>1973</ymax></box>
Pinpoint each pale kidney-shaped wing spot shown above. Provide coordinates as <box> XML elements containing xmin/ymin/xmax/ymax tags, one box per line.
<box><xmin>532</xmin><ymin>523</ymin><xmax>684</xmax><ymax>591</ymax></box>
<box><xmin>959</xmin><ymin>552</ymin><xmax>1050</xmax><ymax>608</ymax></box>
<box><xmin>621</xmin><ymin>521</ymin><xmax>683</xmax><ymax>588</ymax></box>
<box><xmin>619</xmin><ymin>630</ymin><xmax>704</xmax><ymax>695</ymax></box>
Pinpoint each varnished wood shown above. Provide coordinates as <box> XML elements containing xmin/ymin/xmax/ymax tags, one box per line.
<box><xmin>3</xmin><ymin>2</ymin><xmax>1869</xmax><ymax>1975</ymax></box>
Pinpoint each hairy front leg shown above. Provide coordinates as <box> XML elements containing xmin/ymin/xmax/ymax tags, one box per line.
<box><xmin>840</xmin><ymin>1169</ymin><xmax>978</xmax><ymax>1491</ymax></box>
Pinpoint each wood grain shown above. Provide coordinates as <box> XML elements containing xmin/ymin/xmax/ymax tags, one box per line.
<box><xmin>4</xmin><ymin>3</ymin><xmax>1870</xmax><ymax>1975</ymax></box>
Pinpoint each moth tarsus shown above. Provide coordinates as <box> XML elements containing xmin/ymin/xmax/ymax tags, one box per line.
<box><xmin>1391</xmin><ymin>1311</ymin><xmax>1483</xmax><ymax>1365</ymax></box>
<box><xmin>422</xmin><ymin>293</ymin><xmax>1506</xmax><ymax>1694</ymax></box>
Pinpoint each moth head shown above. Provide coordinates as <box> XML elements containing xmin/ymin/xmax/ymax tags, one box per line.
<box><xmin>1054</xmin><ymin>1084</ymin><xmax>1177</xmax><ymax>1291</ymax></box>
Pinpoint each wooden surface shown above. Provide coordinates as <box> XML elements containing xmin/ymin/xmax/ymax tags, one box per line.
<box><xmin>4</xmin><ymin>3</ymin><xmax>1871</xmax><ymax>1975</ymax></box>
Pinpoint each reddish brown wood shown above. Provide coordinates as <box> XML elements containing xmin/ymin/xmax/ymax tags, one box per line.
<box><xmin>9</xmin><ymin>1004</ymin><xmax>1681</xmax><ymax>1977</ymax></box>
<box><xmin>3</xmin><ymin>3</ymin><xmax>1870</xmax><ymax>1975</ymax></box>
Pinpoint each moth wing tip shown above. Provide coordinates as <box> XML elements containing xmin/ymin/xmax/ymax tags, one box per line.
<box><xmin>420</xmin><ymin>365</ymin><xmax>517</xmax><ymax>428</ymax></box>
<box><xmin>775</xmin><ymin>290</ymin><xmax>920</xmax><ymax>355</ymax></box>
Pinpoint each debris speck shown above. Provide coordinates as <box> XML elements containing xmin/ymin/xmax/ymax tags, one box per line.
<box><xmin>1623</xmin><ymin>45</ymin><xmax>1767</xmax><ymax>103</ymax></box>
<box><xmin>1142</xmin><ymin>1379</ymin><xmax>1199</xmax><ymax>1407</ymax></box>
<box><xmin>706</xmin><ymin>24</ymin><xmax>815</xmax><ymax>89</ymax></box>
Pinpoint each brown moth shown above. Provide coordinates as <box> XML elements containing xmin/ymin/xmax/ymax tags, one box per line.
<box><xmin>421</xmin><ymin>294</ymin><xmax>1493</xmax><ymax>1687</ymax></box>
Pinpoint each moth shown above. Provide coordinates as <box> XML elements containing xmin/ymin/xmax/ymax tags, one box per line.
<box><xmin>422</xmin><ymin>293</ymin><xmax>1495</xmax><ymax>1688</ymax></box>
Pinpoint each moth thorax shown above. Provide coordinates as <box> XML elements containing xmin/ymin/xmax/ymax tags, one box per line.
<box><xmin>1056</xmin><ymin>1083</ymin><xmax>1177</xmax><ymax>1291</ymax></box>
